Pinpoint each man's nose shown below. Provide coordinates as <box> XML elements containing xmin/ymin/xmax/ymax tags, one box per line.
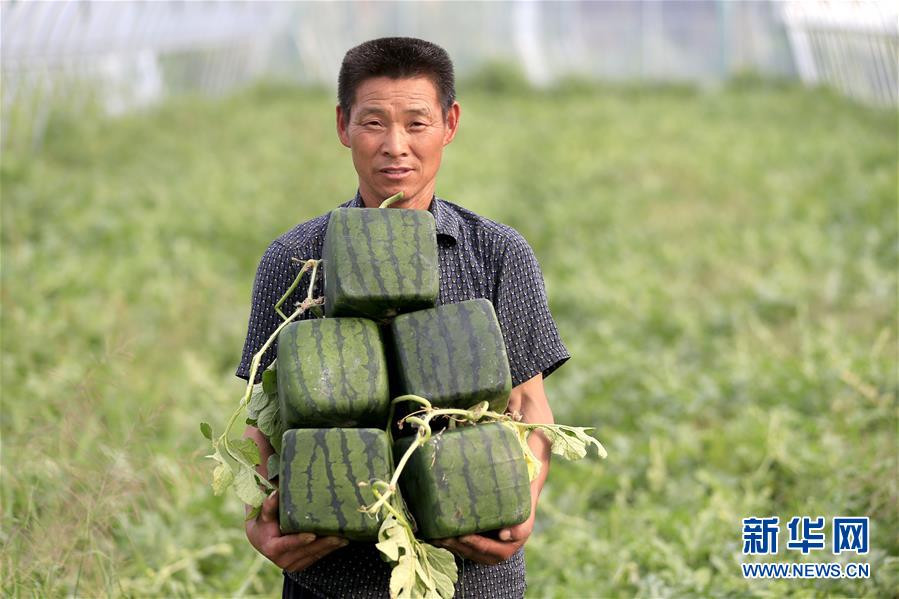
<box><xmin>381</xmin><ymin>125</ymin><xmax>409</xmax><ymax>157</ymax></box>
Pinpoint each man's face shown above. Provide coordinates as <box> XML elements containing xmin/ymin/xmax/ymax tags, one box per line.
<box><xmin>337</xmin><ymin>76</ymin><xmax>460</xmax><ymax>209</ymax></box>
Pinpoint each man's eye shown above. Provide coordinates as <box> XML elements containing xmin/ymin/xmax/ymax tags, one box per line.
<box><xmin>363</xmin><ymin>121</ymin><xmax>382</xmax><ymax>127</ymax></box>
<box><xmin>410</xmin><ymin>122</ymin><xmax>427</xmax><ymax>129</ymax></box>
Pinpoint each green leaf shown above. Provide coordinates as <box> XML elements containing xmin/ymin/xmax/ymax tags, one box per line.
<box><xmin>376</xmin><ymin>515</ymin><xmax>412</xmax><ymax>563</ymax></box>
<box><xmin>258</xmin><ymin>399</ymin><xmax>284</xmax><ymax>453</ymax></box>
<box><xmin>256</xmin><ymin>395</ymin><xmax>280</xmax><ymax>438</ymax></box>
<box><xmin>247</xmin><ymin>382</ymin><xmax>267</xmax><ymax>420</ymax></box>
<box><xmin>233</xmin><ymin>465</ymin><xmax>266</xmax><ymax>507</ymax></box>
<box><xmin>212</xmin><ymin>462</ymin><xmax>234</xmax><ymax>496</ymax></box>
<box><xmin>270</xmin><ymin>420</ymin><xmax>284</xmax><ymax>454</ymax></box>
<box><xmin>531</xmin><ymin>425</ymin><xmax>608</xmax><ymax>460</ymax></box>
<box><xmin>420</xmin><ymin>543</ymin><xmax>457</xmax><ymax>598</ymax></box>
<box><xmin>266</xmin><ymin>453</ymin><xmax>280</xmax><ymax>481</ymax></box>
<box><xmin>231</xmin><ymin>437</ymin><xmax>261</xmax><ymax>466</ymax></box>
<box><xmin>391</xmin><ymin>555</ymin><xmax>418</xmax><ymax>599</ymax></box>
<box><xmin>262</xmin><ymin>366</ymin><xmax>278</xmax><ymax>395</ymax></box>
<box><xmin>200</xmin><ymin>421</ymin><xmax>213</xmax><ymax>440</ymax></box>
<box><xmin>376</xmin><ymin>515</ymin><xmax>458</xmax><ymax>599</ymax></box>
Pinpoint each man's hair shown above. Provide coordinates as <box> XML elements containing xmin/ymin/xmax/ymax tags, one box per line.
<box><xmin>338</xmin><ymin>37</ymin><xmax>456</xmax><ymax>120</ymax></box>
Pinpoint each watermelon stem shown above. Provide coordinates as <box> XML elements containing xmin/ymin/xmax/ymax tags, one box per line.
<box><xmin>275</xmin><ymin>259</ymin><xmax>320</xmax><ymax>321</ymax></box>
<box><xmin>378</xmin><ymin>191</ymin><xmax>404</xmax><ymax>209</ymax></box>
<box><xmin>369</xmin><ymin>486</ymin><xmax>406</xmax><ymax>523</ymax></box>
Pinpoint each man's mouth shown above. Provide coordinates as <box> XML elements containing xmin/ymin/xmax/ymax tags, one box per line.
<box><xmin>380</xmin><ymin>167</ymin><xmax>413</xmax><ymax>179</ymax></box>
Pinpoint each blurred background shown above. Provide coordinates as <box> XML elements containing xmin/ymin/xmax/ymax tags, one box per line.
<box><xmin>1</xmin><ymin>1</ymin><xmax>896</xmax><ymax>597</ymax></box>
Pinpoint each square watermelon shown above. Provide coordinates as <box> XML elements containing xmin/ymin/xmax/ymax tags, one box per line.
<box><xmin>390</xmin><ymin>298</ymin><xmax>512</xmax><ymax>413</ymax></box>
<box><xmin>280</xmin><ymin>428</ymin><xmax>392</xmax><ymax>541</ymax></box>
<box><xmin>394</xmin><ymin>423</ymin><xmax>531</xmax><ymax>539</ymax></box>
<box><xmin>277</xmin><ymin>318</ymin><xmax>390</xmax><ymax>428</ymax></box>
<box><xmin>323</xmin><ymin>208</ymin><xmax>439</xmax><ymax>322</ymax></box>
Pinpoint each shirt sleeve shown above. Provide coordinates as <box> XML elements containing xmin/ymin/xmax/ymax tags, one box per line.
<box><xmin>235</xmin><ymin>241</ymin><xmax>304</xmax><ymax>382</ymax></box>
<box><xmin>493</xmin><ymin>231</ymin><xmax>571</xmax><ymax>388</ymax></box>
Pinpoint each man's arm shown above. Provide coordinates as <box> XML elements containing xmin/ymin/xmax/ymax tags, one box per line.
<box><xmin>243</xmin><ymin>425</ymin><xmax>349</xmax><ymax>572</ymax></box>
<box><xmin>434</xmin><ymin>372</ymin><xmax>553</xmax><ymax>564</ymax></box>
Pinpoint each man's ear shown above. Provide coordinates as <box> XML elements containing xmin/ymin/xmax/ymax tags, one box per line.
<box><xmin>443</xmin><ymin>101</ymin><xmax>461</xmax><ymax>146</ymax></box>
<box><xmin>336</xmin><ymin>105</ymin><xmax>351</xmax><ymax>148</ymax></box>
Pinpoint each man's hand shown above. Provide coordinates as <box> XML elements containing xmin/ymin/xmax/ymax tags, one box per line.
<box><xmin>246</xmin><ymin>489</ymin><xmax>349</xmax><ymax>572</ymax></box>
<box><xmin>434</xmin><ymin>510</ymin><xmax>535</xmax><ymax>565</ymax></box>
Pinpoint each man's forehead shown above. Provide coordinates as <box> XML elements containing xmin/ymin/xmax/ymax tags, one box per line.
<box><xmin>356</xmin><ymin>104</ymin><xmax>433</xmax><ymax>116</ymax></box>
<box><xmin>352</xmin><ymin>77</ymin><xmax>440</xmax><ymax>112</ymax></box>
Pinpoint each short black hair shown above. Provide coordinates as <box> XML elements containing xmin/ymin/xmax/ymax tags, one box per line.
<box><xmin>338</xmin><ymin>37</ymin><xmax>456</xmax><ymax>120</ymax></box>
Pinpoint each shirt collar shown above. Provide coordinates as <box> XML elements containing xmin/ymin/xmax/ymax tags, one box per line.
<box><xmin>349</xmin><ymin>190</ymin><xmax>460</xmax><ymax>244</ymax></box>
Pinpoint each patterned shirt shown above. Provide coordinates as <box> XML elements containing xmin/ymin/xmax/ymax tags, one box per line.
<box><xmin>236</xmin><ymin>192</ymin><xmax>570</xmax><ymax>598</ymax></box>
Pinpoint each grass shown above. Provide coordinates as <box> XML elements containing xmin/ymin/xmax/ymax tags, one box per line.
<box><xmin>1</xmin><ymin>78</ymin><xmax>896</xmax><ymax>597</ymax></box>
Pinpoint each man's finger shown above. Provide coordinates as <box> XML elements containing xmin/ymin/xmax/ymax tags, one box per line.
<box><xmin>284</xmin><ymin>537</ymin><xmax>349</xmax><ymax>572</ymax></box>
<box><xmin>438</xmin><ymin>537</ymin><xmax>506</xmax><ymax>565</ymax></box>
<box><xmin>499</xmin><ymin>519</ymin><xmax>533</xmax><ymax>542</ymax></box>
<box><xmin>435</xmin><ymin>539</ymin><xmax>476</xmax><ymax>562</ymax></box>
<box><xmin>458</xmin><ymin>534</ymin><xmax>508</xmax><ymax>556</ymax></box>
<box><xmin>259</xmin><ymin>490</ymin><xmax>279</xmax><ymax>523</ymax></box>
<box><xmin>268</xmin><ymin>532</ymin><xmax>318</xmax><ymax>557</ymax></box>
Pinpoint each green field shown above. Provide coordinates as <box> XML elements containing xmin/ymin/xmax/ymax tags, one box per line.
<box><xmin>2</xmin><ymin>78</ymin><xmax>896</xmax><ymax>597</ymax></box>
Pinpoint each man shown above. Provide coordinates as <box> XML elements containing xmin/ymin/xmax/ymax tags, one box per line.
<box><xmin>236</xmin><ymin>37</ymin><xmax>569</xmax><ymax>598</ymax></box>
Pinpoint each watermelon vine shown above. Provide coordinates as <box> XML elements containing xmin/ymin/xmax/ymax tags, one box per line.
<box><xmin>201</xmin><ymin>258</ymin><xmax>323</xmax><ymax>519</ymax></box>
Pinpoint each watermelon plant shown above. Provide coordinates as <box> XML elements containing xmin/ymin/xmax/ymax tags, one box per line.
<box><xmin>202</xmin><ymin>191</ymin><xmax>608</xmax><ymax>599</ymax></box>
<box><xmin>201</xmin><ymin>257</ymin><xmax>324</xmax><ymax>515</ymax></box>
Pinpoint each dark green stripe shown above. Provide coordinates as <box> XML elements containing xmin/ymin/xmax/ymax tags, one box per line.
<box><xmin>286</xmin><ymin>325</ymin><xmax>324</xmax><ymax>425</ymax></box>
<box><xmin>360</xmin><ymin>210</ymin><xmax>389</xmax><ymax>296</ymax></box>
<box><xmin>357</xmin><ymin>322</ymin><xmax>380</xmax><ymax>416</ymax></box>
<box><xmin>496</xmin><ymin>425</ymin><xmax>530</xmax><ymax>517</ymax></box>
<box><xmin>301</xmin><ymin>432</ymin><xmax>321</xmax><ymax>525</ymax></box>
<box><xmin>429</xmin><ymin>438</ymin><xmax>449</xmax><ymax>526</ymax></box>
<box><xmin>457</xmin><ymin>302</ymin><xmax>483</xmax><ymax>401</ymax></box>
<box><xmin>419</xmin><ymin>312</ymin><xmax>447</xmax><ymax>401</ymax></box>
<box><xmin>340</xmin><ymin>211</ymin><xmax>368</xmax><ymax>299</ymax></box>
<box><xmin>457</xmin><ymin>429</ymin><xmax>481</xmax><ymax>532</ymax></box>
<box><xmin>434</xmin><ymin>307</ymin><xmax>461</xmax><ymax>404</ymax></box>
<box><xmin>480</xmin><ymin>426</ymin><xmax>504</xmax><ymax>519</ymax></box>
<box><xmin>315</xmin><ymin>429</ymin><xmax>347</xmax><ymax>532</ymax></box>
<box><xmin>280</xmin><ymin>432</ymin><xmax>296</xmax><ymax>526</ymax></box>
<box><xmin>410</xmin><ymin>210</ymin><xmax>425</xmax><ymax>293</ymax></box>
<box><xmin>332</xmin><ymin>320</ymin><xmax>352</xmax><ymax>415</ymax></box>
<box><xmin>310</xmin><ymin>322</ymin><xmax>337</xmax><ymax>412</ymax></box>
<box><xmin>481</xmin><ymin>300</ymin><xmax>509</xmax><ymax>372</ymax></box>
<box><xmin>358</xmin><ymin>428</ymin><xmax>380</xmax><ymax>481</ymax></box>
<box><xmin>383</xmin><ymin>210</ymin><xmax>404</xmax><ymax>294</ymax></box>
<box><xmin>338</xmin><ymin>429</ymin><xmax>367</xmax><ymax>521</ymax></box>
